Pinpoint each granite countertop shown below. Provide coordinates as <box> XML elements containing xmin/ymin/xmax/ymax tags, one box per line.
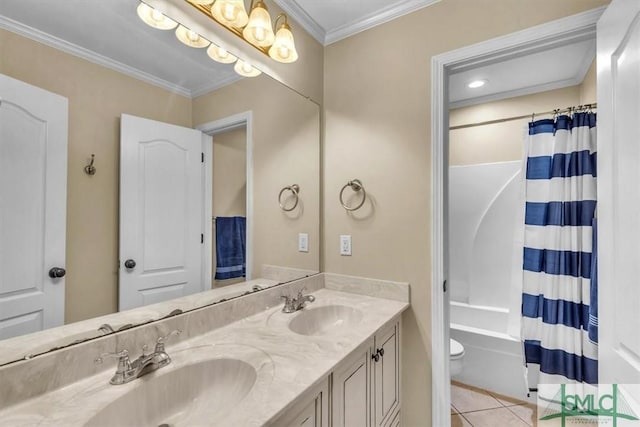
<box><xmin>0</xmin><ymin>288</ymin><xmax>408</xmax><ymax>426</ymax></box>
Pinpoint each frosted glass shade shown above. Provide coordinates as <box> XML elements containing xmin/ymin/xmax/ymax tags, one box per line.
<box><xmin>207</xmin><ymin>44</ymin><xmax>238</xmax><ymax>64</ymax></box>
<box><xmin>269</xmin><ymin>22</ymin><xmax>298</xmax><ymax>63</ymax></box>
<box><xmin>175</xmin><ymin>25</ymin><xmax>210</xmax><ymax>48</ymax></box>
<box><xmin>234</xmin><ymin>60</ymin><xmax>262</xmax><ymax>77</ymax></box>
<box><xmin>136</xmin><ymin>3</ymin><xmax>178</xmax><ymax>30</ymax></box>
<box><xmin>211</xmin><ymin>0</ymin><xmax>249</xmax><ymax>28</ymax></box>
<box><xmin>242</xmin><ymin>1</ymin><xmax>274</xmax><ymax>47</ymax></box>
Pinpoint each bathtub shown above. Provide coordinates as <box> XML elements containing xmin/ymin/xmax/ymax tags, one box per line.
<box><xmin>450</xmin><ymin>301</ymin><xmax>534</xmax><ymax>402</ymax></box>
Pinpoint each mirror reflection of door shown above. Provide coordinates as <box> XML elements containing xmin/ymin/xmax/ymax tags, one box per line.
<box><xmin>211</xmin><ymin>126</ymin><xmax>247</xmax><ymax>288</ymax></box>
<box><xmin>0</xmin><ymin>73</ymin><xmax>68</xmax><ymax>339</ymax></box>
<box><xmin>119</xmin><ymin>114</ymin><xmax>205</xmax><ymax>311</ymax></box>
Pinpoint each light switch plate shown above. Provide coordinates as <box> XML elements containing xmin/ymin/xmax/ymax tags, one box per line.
<box><xmin>298</xmin><ymin>233</ymin><xmax>309</xmax><ymax>253</ymax></box>
<box><xmin>340</xmin><ymin>235</ymin><xmax>352</xmax><ymax>256</ymax></box>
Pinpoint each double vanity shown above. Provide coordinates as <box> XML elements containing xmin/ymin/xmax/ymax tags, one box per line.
<box><xmin>0</xmin><ymin>273</ymin><xmax>409</xmax><ymax>426</ymax></box>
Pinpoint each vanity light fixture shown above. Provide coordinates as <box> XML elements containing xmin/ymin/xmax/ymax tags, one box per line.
<box><xmin>186</xmin><ymin>0</ymin><xmax>298</xmax><ymax>63</ymax></box>
<box><xmin>467</xmin><ymin>79</ymin><xmax>488</xmax><ymax>89</ymax></box>
<box><xmin>137</xmin><ymin>1</ymin><xmax>268</xmax><ymax>77</ymax></box>
<box><xmin>234</xmin><ymin>59</ymin><xmax>262</xmax><ymax>77</ymax></box>
<box><xmin>136</xmin><ymin>2</ymin><xmax>178</xmax><ymax>30</ymax></box>
<box><xmin>175</xmin><ymin>25</ymin><xmax>210</xmax><ymax>48</ymax></box>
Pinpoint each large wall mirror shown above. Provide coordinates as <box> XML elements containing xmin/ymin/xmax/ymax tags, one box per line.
<box><xmin>0</xmin><ymin>0</ymin><xmax>320</xmax><ymax>365</ymax></box>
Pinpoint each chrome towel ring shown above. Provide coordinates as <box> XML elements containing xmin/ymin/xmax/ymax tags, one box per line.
<box><xmin>340</xmin><ymin>179</ymin><xmax>366</xmax><ymax>211</ymax></box>
<box><xmin>279</xmin><ymin>184</ymin><xmax>300</xmax><ymax>212</ymax></box>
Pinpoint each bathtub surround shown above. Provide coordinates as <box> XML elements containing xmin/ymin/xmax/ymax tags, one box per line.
<box><xmin>0</xmin><ymin>272</ymin><xmax>408</xmax><ymax>418</ymax></box>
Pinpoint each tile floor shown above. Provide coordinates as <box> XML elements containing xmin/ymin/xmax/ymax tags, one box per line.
<box><xmin>451</xmin><ymin>381</ymin><xmax>537</xmax><ymax>426</ymax></box>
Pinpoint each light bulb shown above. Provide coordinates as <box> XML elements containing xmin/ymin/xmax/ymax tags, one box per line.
<box><xmin>136</xmin><ymin>3</ymin><xmax>178</xmax><ymax>30</ymax></box>
<box><xmin>223</xmin><ymin>4</ymin><xmax>235</xmax><ymax>21</ymax></box>
<box><xmin>207</xmin><ymin>44</ymin><xmax>237</xmax><ymax>64</ymax></box>
<box><xmin>234</xmin><ymin>59</ymin><xmax>262</xmax><ymax>77</ymax></box>
<box><xmin>175</xmin><ymin>25</ymin><xmax>210</xmax><ymax>48</ymax></box>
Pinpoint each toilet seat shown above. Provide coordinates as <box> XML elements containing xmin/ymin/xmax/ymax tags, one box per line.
<box><xmin>450</xmin><ymin>338</ymin><xmax>465</xmax><ymax>377</ymax></box>
<box><xmin>450</xmin><ymin>338</ymin><xmax>464</xmax><ymax>358</ymax></box>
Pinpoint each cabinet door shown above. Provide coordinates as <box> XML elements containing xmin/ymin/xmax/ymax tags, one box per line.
<box><xmin>271</xmin><ymin>379</ymin><xmax>328</xmax><ymax>427</ymax></box>
<box><xmin>332</xmin><ymin>345</ymin><xmax>372</xmax><ymax>427</ymax></box>
<box><xmin>373</xmin><ymin>321</ymin><xmax>400</xmax><ymax>427</ymax></box>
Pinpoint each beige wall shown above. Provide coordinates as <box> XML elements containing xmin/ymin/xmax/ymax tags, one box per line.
<box><xmin>193</xmin><ymin>75</ymin><xmax>320</xmax><ymax>278</ymax></box>
<box><xmin>212</xmin><ymin>127</ymin><xmax>247</xmax><ymax>287</ymax></box>
<box><xmin>450</xmin><ymin>86</ymin><xmax>581</xmax><ymax>166</ymax></box>
<box><xmin>322</xmin><ymin>1</ymin><xmax>607</xmax><ymax>424</ymax></box>
<box><xmin>580</xmin><ymin>60</ymin><xmax>597</xmax><ymax>104</ymax></box>
<box><xmin>0</xmin><ymin>28</ymin><xmax>192</xmax><ymax>324</ymax></box>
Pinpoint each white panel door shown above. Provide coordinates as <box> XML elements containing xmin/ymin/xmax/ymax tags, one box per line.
<box><xmin>0</xmin><ymin>74</ymin><xmax>68</xmax><ymax>339</ymax></box>
<box><xmin>598</xmin><ymin>0</ymin><xmax>640</xmax><ymax>410</ymax></box>
<box><xmin>119</xmin><ymin>114</ymin><xmax>203</xmax><ymax>310</ymax></box>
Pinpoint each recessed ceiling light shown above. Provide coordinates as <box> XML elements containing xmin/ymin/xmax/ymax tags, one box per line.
<box><xmin>467</xmin><ymin>79</ymin><xmax>488</xmax><ymax>89</ymax></box>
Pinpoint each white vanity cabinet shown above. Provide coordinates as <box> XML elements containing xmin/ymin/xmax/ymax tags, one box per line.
<box><xmin>270</xmin><ymin>379</ymin><xmax>329</xmax><ymax>427</ymax></box>
<box><xmin>332</xmin><ymin>318</ymin><xmax>401</xmax><ymax>427</ymax></box>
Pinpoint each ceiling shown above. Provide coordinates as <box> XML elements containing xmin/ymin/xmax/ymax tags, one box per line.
<box><xmin>449</xmin><ymin>38</ymin><xmax>596</xmax><ymax>108</ymax></box>
<box><xmin>0</xmin><ymin>0</ymin><xmax>595</xmax><ymax>103</ymax></box>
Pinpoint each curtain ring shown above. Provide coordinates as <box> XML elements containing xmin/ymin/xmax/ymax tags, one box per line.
<box><xmin>278</xmin><ymin>184</ymin><xmax>300</xmax><ymax>212</ymax></box>
<box><xmin>339</xmin><ymin>179</ymin><xmax>366</xmax><ymax>211</ymax></box>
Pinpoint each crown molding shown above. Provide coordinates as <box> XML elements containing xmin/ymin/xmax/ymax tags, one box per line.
<box><xmin>272</xmin><ymin>0</ymin><xmax>325</xmax><ymax>45</ymax></box>
<box><xmin>324</xmin><ymin>0</ymin><xmax>441</xmax><ymax>45</ymax></box>
<box><xmin>0</xmin><ymin>15</ymin><xmax>192</xmax><ymax>98</ymax></box>
<box><xmin>273</xmin><ymin>0</ymin><xmax>440</xmax><ymax>46</ymax></box>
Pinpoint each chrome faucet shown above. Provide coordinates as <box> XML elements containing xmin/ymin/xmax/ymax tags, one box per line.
<box><xmin>95</xmin><ymin>329</ymin><xmax>181</xmax><ymax>385</ymax></box>
<box><xmin>281</xmin><ymin>288</ymin><xmax>316</xmax><ymax>313</ymax></box>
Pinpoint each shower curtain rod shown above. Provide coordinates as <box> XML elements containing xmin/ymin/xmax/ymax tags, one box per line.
<box><xmin>449</xmin><ymin>103</ymin><xmax>597</xmax><ymax>131</ymax></box>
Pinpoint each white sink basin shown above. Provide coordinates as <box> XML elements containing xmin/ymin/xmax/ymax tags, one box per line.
<box><xmin>289</xmin><ymin>305</ymin><xmax>363</xmax><ymax>336</ymax></box>
<box><xmin>85</xmin><ymin>357</ymin><xmax>257</xmax><ymax>427</ymax></box>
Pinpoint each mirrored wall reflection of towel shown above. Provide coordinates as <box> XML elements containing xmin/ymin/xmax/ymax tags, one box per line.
<box><xmin>215</xmin><ymin>216</ymin><xmax>246</xmax><ymax>280</ymax></box>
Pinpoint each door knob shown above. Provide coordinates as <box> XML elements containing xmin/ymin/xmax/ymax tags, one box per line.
<box><xmin>48</xmin><ymin>267</ymin><xmax>66</xmax><ymax>278</ymax></box>
<box><xmin>124</xmin><ymin>259</ymin><xmax>136</xmax><ymax>269</ymax></box>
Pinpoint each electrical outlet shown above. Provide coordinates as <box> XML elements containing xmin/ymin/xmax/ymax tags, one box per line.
<box><xmin>340</xmin><ymin>235</ymin><xmax>352</xmax><ymax>256</ymax></box>
<box><xmin>298</xmin><ymin>233</ymin><xmax>309</xmax><ymax>253</ymax></box>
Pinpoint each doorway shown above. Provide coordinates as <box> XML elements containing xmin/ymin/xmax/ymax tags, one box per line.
<box><xmin>198</xmin><ymin>111</ymin><xmax>254</xmax><ymax>291</ymax></box>
<box><xmin>430</xmin><ymin>8</ymin><xmax>604</xmax><ymax>426</ymax></box>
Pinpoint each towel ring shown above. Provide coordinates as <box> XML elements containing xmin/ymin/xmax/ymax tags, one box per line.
<box><xmin>279</xmin><ymin>184</ymin><xmax>300</xmax><ymax>212</ymax></box>
<box><xmin>340</xmin><ymin>179</ymin><xmax>366</xmax><ymax>211</ymax></box>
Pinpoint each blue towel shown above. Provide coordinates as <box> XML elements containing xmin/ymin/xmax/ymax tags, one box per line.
<box><xmin>215</xmin><ymin>216</ymin><xmax>246</xmax><ymax>280</ymax></box>
<box><xmin>588</xmin><ymin>218</ymin><xmax>598</xmax><ymax>344</ymax></box>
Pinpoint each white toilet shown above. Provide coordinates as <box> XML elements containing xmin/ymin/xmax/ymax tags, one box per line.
<box><xmin>450</xmin><ymin>338</ymin><xmax>465</xmax><ymax>376</ymax></box>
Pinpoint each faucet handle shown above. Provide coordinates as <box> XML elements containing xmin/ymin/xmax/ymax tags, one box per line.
<box><xmin>140</xmin><ymin>344</ymin><xmax>150</xmax><ymax>357</ymax></box>
<box><xmin>155</xmin><ymin>329</ymin><xmax>181</xmax><ymax>352</ymax></box>
<box><xmin>296</xmin><ymin>287</ymin><xmax>307</xmax><ymax>298</ymax></box>
<box><xmin>95</xmin><ymin>349</ymin><xmax>131</xmax><ymax>374</ymax></box>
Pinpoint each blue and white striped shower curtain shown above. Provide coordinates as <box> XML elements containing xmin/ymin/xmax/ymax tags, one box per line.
<box><xmin>521</xmin><ymin>112</ymin><xmax>598</xmax><ymax>385</ymax></box>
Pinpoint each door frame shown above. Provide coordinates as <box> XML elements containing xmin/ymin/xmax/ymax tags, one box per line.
<box><xmin>429</xmin><ymin>8</ymin><xmax>604</xmax><ymax>426</ymax></box>
<box><xmin>196</xmin><ymin>111</ymin><xmax>254</xmax><ymax>290</ymax></box>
